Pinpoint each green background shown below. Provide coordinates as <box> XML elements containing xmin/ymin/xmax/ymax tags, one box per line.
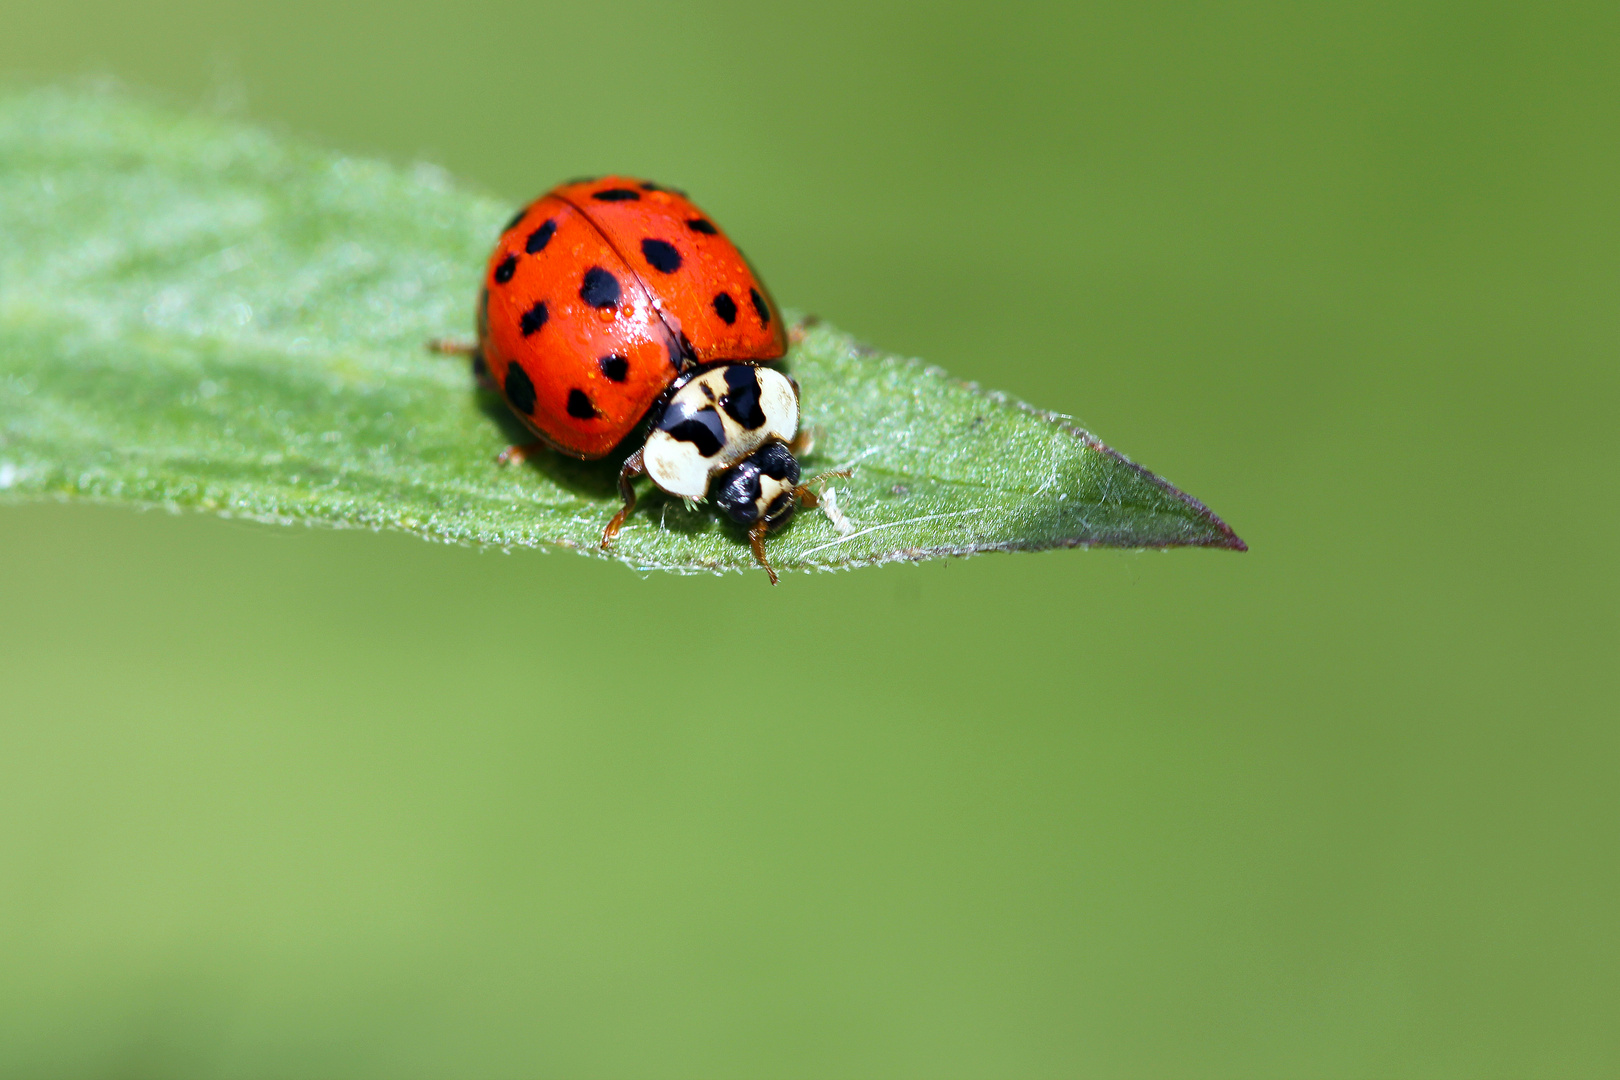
<box><xmin>1</xmin><ymin>2</ymin><xmax>1615</xmax><ymax>1076</ymax></box>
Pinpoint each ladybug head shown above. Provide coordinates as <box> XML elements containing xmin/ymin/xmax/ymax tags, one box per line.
<box><xmin>715</xmin><ymin>441</ymin><xmax>801</xmax><ymax>528</ymax></box>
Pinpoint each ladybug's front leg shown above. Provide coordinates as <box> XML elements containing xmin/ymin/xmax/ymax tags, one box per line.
<box><xmin>600</xmin><ymin>447</ymin><xmax>646</xmax><ymax>549</ymax></box>
<box><xmin>747</xmin><ymin>521</ymin><xmax>780</xmax><ymax>586</ymax></box>
<box><xmin>793</xmin><ymin>468</ymin><xmax>852</xmax><ymax>509</ymax></box>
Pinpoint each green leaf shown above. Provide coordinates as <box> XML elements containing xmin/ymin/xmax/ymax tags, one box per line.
<box><xmin>0</xmin><ymin>87</ymin><xmax>1243</xmax><ymax>575</ymax></box>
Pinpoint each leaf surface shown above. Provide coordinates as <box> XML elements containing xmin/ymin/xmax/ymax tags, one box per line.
<box><xmin>0</xmin><ymin>88</ymin><xmax>1243</xmax><ymax>574</ymax></box>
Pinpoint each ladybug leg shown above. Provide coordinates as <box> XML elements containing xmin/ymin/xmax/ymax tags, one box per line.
<box><xmin>428</xmin><ymin>339</ymin><xmax>495</xmax><ymax>390</ymax></box>
<box><xmin>601</xmin><ymin>447</ymin><xmax>646</xmax><ymax>549</ymax></box>
<box><xmin>787</xmin><ymin>314</ymin><xmax>821</xmax><ymax>345</ymax></box>
<box><xmin>495</xmin><ymin>441</ymin><xmax>547</xmax><ymax>467</ymax></box>
<box><xmin>748</xmin><ymin>521</ymin><xmax>780</xmax><ymax>586</ymax></box>
<box><xmin>796</xmin><ymin>468</ymin><xmax>852</xmax><ymax>505</ymax></box>
<box><xmin>788</xmin><ymin>428</ymin><xmax>816</xmax><ymax>456</ymax></box>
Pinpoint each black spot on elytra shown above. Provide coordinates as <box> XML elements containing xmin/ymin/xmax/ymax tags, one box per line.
<box><xmin>503</xmin><ymin>208</ymin><xmax>526</xmax><ymax>233</ymax></box>
<box><xmin>712</xmin><ymin>291</ymin><xmax>738</xmax><ymax>325</ymax></box>
<box><xmin>750</xmin><ymin>287</ymin><xmax>771</xmax><ymax>326</ymax></box>
<box><xmin>658</xmin><ymin>402</ymin><xmax>726</xmax><ymax>458</ymax></box>
<box><xmin>493</xmin><ymin>254</ymin><xmax>517</xmax><ymax>285</ymax></box>
<box><xmin>591</xmin><ymin>188</ymin><xmax>640</xmax><ymax>202</ymax></box>
<box><xmin>519</xmin><ymin>301</ymin><xmax>548</xmax><ymax>336</ymax></box>
<box><xmin>525</xmin><ymin>219</ymin><xmax>556</xmax><ymax>254</ymax></box>
<box><xmin>639</xmin><ymin>180</ymin><xmax>688</xmax><ymax>195</ymax></box>
<box><xmin>598</xmin><ymin>354</ymin><xmax>629</xmax><ymax>382</ymax></box>
<box><xmin>566</xmin><ymin>388</ymin><xmax>600</xmax><ymax>419</ymax></box>
<box><xmin>504</xmin><ymin>361</ymin><xmax>536</xmax><ymax>415</ymax></box>
<box><xmin>686</xmin><ymin>218</ymin><xmax>718</xmax><ymax>235</ymax></box>
<box><xmin>720</xmin><ymin>365</ymin><xmax>766</xmax><ymax>429</ymax></box>
<box><xmin>580</xmin><ymin>267</ymin><xmax>620</xmax><ymax>309</ymax></box>
<box><xmin>640</xmin><ymin>238</ymin><xmax>682</xmax><ymax>273</ymax></box>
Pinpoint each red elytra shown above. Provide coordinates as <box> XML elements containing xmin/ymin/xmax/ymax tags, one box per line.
<box><xmin>478</xmin><ymin>176</ymin><xmax>787</xmax><ymax>459</ymax></box>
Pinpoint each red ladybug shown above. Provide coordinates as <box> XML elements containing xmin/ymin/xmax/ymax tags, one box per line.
<box><xmin>478</xmin><ymin>176</ymin><xmax>785</xmax><ymax>459</ymax></box>
<box><xmin>437</xmin><ymin>177</ymin><xmax>826</xmax><ymax>582</ymax></box>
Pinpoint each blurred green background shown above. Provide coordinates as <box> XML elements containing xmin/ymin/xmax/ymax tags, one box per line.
<box><xmin>1</xmin><ymin>2</ymin><xmax>1615</xmax><ymax>1076</ymax></box>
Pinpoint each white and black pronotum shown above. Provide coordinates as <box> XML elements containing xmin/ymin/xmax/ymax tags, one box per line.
<box><xmin>601</xmin><ymin>362</ymin><xmax>834</xmax><ymax>583</ymax></box>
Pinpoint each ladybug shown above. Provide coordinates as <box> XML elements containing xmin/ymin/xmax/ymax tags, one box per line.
<box><xmin>436</xmin><ymin>176</ymin><xmax>821</xmax><ymax>582</ymax></box>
